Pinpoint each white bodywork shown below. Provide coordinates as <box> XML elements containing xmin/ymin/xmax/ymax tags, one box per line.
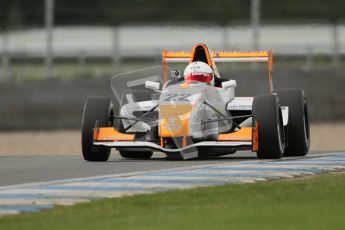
<box><xmin>119</xmin><ymin>84</ymin><xmax>289</xmax><ymax>133</ymax></box>
<box><xmin>120</xmin><ymin>99</ymin><xmax>157</xmax><ymax>132</ymax></box>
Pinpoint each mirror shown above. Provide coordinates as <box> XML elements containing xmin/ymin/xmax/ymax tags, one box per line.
<box><xmin>145</xmin><ymin>81</ymin><xmax>161</xmax><ymax>91</ymax></box>
<box><xmin>170</xmin><ymin>70</ymin><xmax>181</xmax><ymax>80</ymax></box>
<box><xmin>222</xmin><ymin>80</ymin><xmax>237</xmax><ymax>89</ymax></box>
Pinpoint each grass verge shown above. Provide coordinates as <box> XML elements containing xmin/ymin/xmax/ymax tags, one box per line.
<box><xmin>1</xmin><ymin>172</ymin><xmax>345</xmax><ymax>229</ymax></box>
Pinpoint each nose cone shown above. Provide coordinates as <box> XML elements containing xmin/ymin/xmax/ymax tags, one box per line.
<box><xmin>159</xmin><ymin>104</ymin><xmax>192</xmax><ymax>137</ymax></box>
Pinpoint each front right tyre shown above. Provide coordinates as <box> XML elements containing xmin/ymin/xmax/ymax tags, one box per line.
<box><xmin>81</xmin><ymin>96</ymin><xmax>112</xmax><ymax>161</ymax></box>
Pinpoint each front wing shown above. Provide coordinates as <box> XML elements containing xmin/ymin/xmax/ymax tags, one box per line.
<box><xmin>93</xmin><ymin>124</ymin><xmax>259</xmax><ymax>159</ymax></box>
<box><xmin>94</xmin><ymin>140</ymin><xmax>252</xmax><ymax>153</ymax></box>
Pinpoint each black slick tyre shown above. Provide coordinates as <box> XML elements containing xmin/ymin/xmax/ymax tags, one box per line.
<box><xmin>274</xmin><ymin>88</ymin><xmax>310</xmax><ymax>156</ymax></box>
<box><xmin>252</xmin><ymin>94</ymin><xmax>285</xmax><ymax>159</ymax></box>
<box><xmin>81</xmin><ymin>96</ymin><xmax>112</xmax><ymax>161</ymax></box>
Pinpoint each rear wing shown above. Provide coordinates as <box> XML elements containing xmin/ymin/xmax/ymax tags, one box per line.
<box><xmin>161</xmin><ymin>50</ymin><xmax>273</xmax><ymax>92</ymax></box>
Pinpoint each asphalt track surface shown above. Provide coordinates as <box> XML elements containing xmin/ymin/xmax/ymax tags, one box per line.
<box><xmin>1</xmin><ymin>151</ymin><xmax>345</xmax><ymax>216</ymax></box>
<box><xmin>0</xmin><ymin>151</ymin><xmax>324</xmax><ymax>187</ymax></box>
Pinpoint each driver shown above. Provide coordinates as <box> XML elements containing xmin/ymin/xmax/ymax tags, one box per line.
<box><xmin>183</xmin><ymin>61</ymin><xmax>214</xmax><ymax>84</ymax></box>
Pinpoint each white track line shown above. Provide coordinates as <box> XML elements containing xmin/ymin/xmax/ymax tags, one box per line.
<box><xmin>0</xmin><ymin>198</ymin><xmax>88</xmax><ymax>206</ymax></box>
<box><xmin>0</xmin><ymin>189</ymin><xmax>151</xmax><ymax>198</ymax></box>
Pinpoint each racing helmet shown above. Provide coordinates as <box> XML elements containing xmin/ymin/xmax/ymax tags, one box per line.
<box><xmin>183</xmin><ymin>61</ymin><xmax>214</xmax><ymax>84</ymax></box>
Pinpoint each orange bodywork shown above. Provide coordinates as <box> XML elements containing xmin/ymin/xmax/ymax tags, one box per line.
<box><xmin>189</xmin><ymin>43</ymin><xmax>213</xmax><ymax>65</ymax></box>
<box><xmin>252</xmin><ymin>121</ymin><xmax>259</xmax><ymax>152</ymax></box>
<box><xmin>218</xmin><ymin>127</ymin><xmax>253</xmax><ymax>141</ymax></box>
<box><xmin>159</xmin><ymin>104</ymin><xmax>192</xmax><ymax>137</ymax></box>
<box><xmin>163</xmin><ymin>50</ymin><xmax>271</xmax><ymax>59</ymax></box>
<box><xmin>179</xmin><ymin>82</ymin><xmax>190</xmax><ymax>89</ymax></box>
<box><xmin>215</xmin><ymin>51</ymin><xmax>270</xmax><ymax>58</ymax></box>
<box><xmin>162</xmin><ymin>44</ymin><xmax>273</xmax><ymax>93</ymax></box>
<box><xmin>161</xmin><ymin>51</ymin><xmax>190</xmax><ymax>59</ymax></box>
<box><xmin>93</xmin><ymin>127</ymin><xmax>135</xmax><ymax>142</ymax></box>
<box><xmin>218</xmin><ymin>125</ymin><xmax>259</xmax><ymax>152</ymax></box>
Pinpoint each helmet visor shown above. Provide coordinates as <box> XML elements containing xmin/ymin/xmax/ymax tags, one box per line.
<box><xmin>184</xmin><ymin>73</ymin><xmax>213</xmax><ymax>83</ymax></box>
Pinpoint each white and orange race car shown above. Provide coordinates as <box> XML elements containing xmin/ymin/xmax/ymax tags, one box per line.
<box><xmin>81</xmin><ymin>43</ymin><xmax>310</xmax><ymax>161</ymax></box>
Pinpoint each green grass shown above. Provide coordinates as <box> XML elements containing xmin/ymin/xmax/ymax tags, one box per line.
<box><xmin>1</xmin><ymin>173</ymin><xmax>345</xmax><ymax>229</ymax></box>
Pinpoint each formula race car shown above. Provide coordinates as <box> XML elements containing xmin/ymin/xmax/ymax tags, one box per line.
<box><xmin>81</xmin><ymin>43</ymin><xmax>310</xmax><ymax>161</ymax></box>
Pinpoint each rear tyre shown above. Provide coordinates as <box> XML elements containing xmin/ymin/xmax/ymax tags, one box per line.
<box><xmin>274</xmin><ymin>88</ymin><xmax>310</xmax><ymax>156</ymax></box>
<box><xmin>81</xmin><ymin>96</ymin><xmax>112</xmax><ymax>161</ymax></box>
<box><xmin>252</xmin><ymin>94</ymin><xmax>285</xmax><ymax>159</ymax></box>
<box><xmin>117</xmin><ymin>117</ymin><xmax>153</xmax><ymax>159</ymax></box>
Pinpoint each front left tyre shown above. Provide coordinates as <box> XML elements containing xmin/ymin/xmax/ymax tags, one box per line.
<box><xmin>81</xmin><ymin>96</ymin><xmax>112</xmax><ymax>161</ymax></box>
<box><xmin>252</xmin><ymin>94</ymin><xmax>285</xmax><ymax>159</ymax></box>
